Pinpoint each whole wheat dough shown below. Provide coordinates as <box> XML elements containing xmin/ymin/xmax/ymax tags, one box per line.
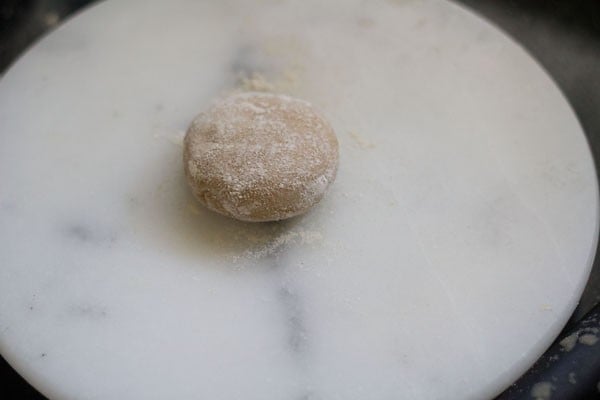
<box><xmin>183</xmin><ymin>92</ymin><xmax>339</xmax><ymax>222</ymax></box>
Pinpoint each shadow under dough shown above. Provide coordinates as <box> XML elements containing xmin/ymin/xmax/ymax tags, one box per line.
<box><xmin>129</xmin><ymin>149</ymin><xmax>303</xmax><ymax>267</ymax></box>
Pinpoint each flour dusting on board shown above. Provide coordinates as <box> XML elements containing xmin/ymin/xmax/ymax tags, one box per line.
<box><xmin>154</xmin><ymin>130</ymin><xmax>185</xmax><ymax>147</ymax></box>
<box><xmin>348</xmin><ymin>130</ymin><xmax>375</xmax><ymax>149</ymax></box>
<box><xmin>236</xmin><ymin>65</ymin><xmax>302</xmax><ymax>94</ymax></box>
<box><xmin>234</xmin><ymin>229</ymin><xmax>323</xmax><ymax>261</ymax></box>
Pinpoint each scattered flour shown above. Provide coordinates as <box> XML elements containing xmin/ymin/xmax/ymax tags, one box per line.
<box><xmin>187</xmin><ymin>202</ymin><xmax>201</xmax><ymax>216</ymax></box>
<box><xmin>239</xmin><ymin>73</ymin><xmax>276</xmax><ymax>92</ymax></box>
<box><xmin>559</xmin><ymin>333</ymin><xmax>578</xmax><ymax>352</ymax></box>
<box><xmin>238</xmin><ymin>69</ymin><xmax>302</xmax><ymax>94</ymax></box>
<box><xmin>578</xmin><ymin>333</ymin><xmax>598</xmax><ymax>346</ymax></box>
<box><xmin>568</xmin><ymin>372</ymin><xmax>577</xmax><ymax>385</ymax></box>
<box><xmin>44</xmin><ymin>12</ymin><xmax>59</xmax><ymax>27</ymax></box>
<box><xmin>560</xmin><ymin>328</ymin><xmax>599</xmax><ymax>351</ymax></box>
<box><xmin>348</xmin><ymin>130</ymin><xmax>375</xmax><ymax>149</ymax></box>
<box><xmin>235</xmin><ymin>229</ymin><xmax>323</xmax><ymax>261</ymax></box>
<box><xmin>154</xmin><ymin>130</ymin><xmax>185</xmax><ymax>147</ymax></box>
<box><xmin>531</xmin><ymin>381</ymin><xmax>554</xmax><ymax>400</ymax></box>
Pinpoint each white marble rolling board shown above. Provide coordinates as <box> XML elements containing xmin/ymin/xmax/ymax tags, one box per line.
<box><xmin>0</xmin><ymin>0</ymin><xmax>597</xmax><ymax>399</ymax></box>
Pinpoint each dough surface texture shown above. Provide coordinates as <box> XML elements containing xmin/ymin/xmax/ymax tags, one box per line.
<box><xmin>183</xmin><ymin>92</ymin><xmax>339</xmax><ymax>222</ymax></box>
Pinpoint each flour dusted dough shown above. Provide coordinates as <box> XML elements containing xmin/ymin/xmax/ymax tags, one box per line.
<box><xmin>183</xmin><ymin>92</ymin><xmax>339</xmax><ymax>222</ymax></box>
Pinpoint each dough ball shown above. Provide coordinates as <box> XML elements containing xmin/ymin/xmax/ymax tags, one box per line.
<box><xmin>183</xmin><ymin>92</ymin><xmax>339</xmax><ymax>222</ymax></box>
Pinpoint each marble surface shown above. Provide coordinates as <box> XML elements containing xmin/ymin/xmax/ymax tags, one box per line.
<box><xmin>0</xmin><ymin>0</ymin><xmax>598</xmax><ymax>399</ymax></box>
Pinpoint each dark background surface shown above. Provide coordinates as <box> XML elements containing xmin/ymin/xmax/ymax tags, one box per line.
<box><xmin>1</xmin><ymin>0</ymin><xmax>599</xmax><ymax>399</ymax></box>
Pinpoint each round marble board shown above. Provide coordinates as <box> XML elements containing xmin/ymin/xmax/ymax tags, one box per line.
<box><xmin>0</xmin><ymin>0</ymin><xmax>597</xmax><ymax>399</ymax></box>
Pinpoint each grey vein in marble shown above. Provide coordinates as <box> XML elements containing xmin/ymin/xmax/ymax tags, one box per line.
<box><xmin>62</xmin><ymin>223</ymin><xmax>116</xmax><ymax>245</ymax></box>
<box><xmin>279</xmin><ymin>285</ymin><xmax>309</xmax><ymax>354</ymax></box>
